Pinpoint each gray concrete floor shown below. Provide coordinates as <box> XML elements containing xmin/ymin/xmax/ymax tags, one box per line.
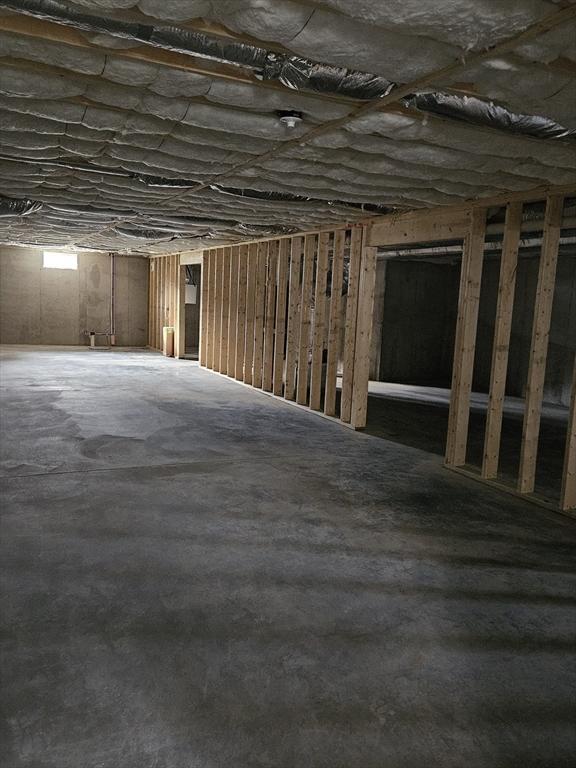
<box><xmin>1</xmin><ymin>346</ymin><xmax>575</xmax><ymax>768</ymax></box>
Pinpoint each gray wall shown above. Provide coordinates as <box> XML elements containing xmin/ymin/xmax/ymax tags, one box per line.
<box><xmin>0</xmin><ymin>246</ymin><xmax>149</xmax><ymax>346</ymax></box>
<box><xmin>378</xmin><ymin>260</ymin><xmax>460</xmax><ymax>388</ymax></box>
<box><xmin>377</xmin><ymin>254</ymin><xmax>576</xmax><ymax>406</ymax></box>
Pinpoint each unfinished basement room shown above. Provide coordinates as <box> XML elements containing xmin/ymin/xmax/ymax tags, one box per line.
<box><xmin>1</xmin><ymin>1</ymin><xmax>575</xmax><ymax>766</ymax></box>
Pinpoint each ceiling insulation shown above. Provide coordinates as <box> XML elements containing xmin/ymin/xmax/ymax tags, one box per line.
<box><xmin>0</xmin><ymin>0</ymin><xmax>574</xmax><ymax>254</ymax></box>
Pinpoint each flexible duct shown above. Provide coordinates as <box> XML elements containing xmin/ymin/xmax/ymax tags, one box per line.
<box><xmin>407</xmin><ymin>93</ymin><xmax>576</xmax><ymax>140</ymax></box>
<box><xmin>0</xmin><ymin>196</ymin><xmax>43</xmax><ymax>216</ymax></box>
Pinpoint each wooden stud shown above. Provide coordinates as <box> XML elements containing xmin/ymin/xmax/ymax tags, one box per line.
<box><xmin>325</xmin><ymin>230</ymin><xmax>345</xmax><ymax>417</ymax></box>
<box><xmin>253</xmin><ymin>241</ymin><xmax>268</xmax><ymax>389</ymax></box>
<box><xmin>309</xmin><ymin>231</ymin><xmax>330</xmax><ymax>411</ymax></box>
<box><xmin>445</xmin><ymin>207</ymin><xmax>487</xmax><ymax>467</ymax></box>
<box><xmin>199</xmin><ymin>251</ymin><xmax>209</xmax><ymax>365</ymax></box>
<box><xmin>297</xmin><ymin>234</ymin><xmax>316</xmax><ymax>405</ymax></box>
<box><xmin>227</xmin><ymin>245</ymin><xmax>239</xmax><ymax>376</ymax></box>
<box><xmin>148</xmin><ymin>260</ymin><xmax>154</xmax><ymax>347</ymax></box>
<box><xmin>244</xmin><ymin>243</ymin><xmax>258</xmax><ymax>385</ymax></box>
<box><xmin>147</xmin><ymin>259</ymin><xmax>153</xmax><ymax>347</ymax></box>
<box><xmin>175</xmin><ymin>261</ymin><xmax>186</xmax><ymax>358</ymax></box>
<box><xmin>219</xmin><ymin>247</ymin><xmax>231</xmax><ymax>373</ymax></box>
<box><xmin>262</xmin><ymin>240</ymin><xmax>278</xmax><ymax>392</ymax></box>
<box><xmin>284</xmin><ymin>236</ymin><xmax>303</xmax><ymax>401</ymax></box>
<box><xmin>561</xmin><ymin>358</ymin><xmax>576</xmax><ymax>512</ymax></box>
<box><xmin>213</xmin><ymin>248</ymin><xmax>223</xmax><ymax>372</ymax></box>
<box><xmin>205</xmin><ymin>251</ymin><xmax>215</xmax><ymax>368</ymax></box>
<box><xmin>482</xmin><ymin>202</ymin><xmax>523</xmax><ymax>478</ymax></box>
<box><xmin>350</xmin><ymin>240</ymin><xmax>378</xmax><ymax>429</ymax></box>
<box><xmin>155</xmin><ymin>258</ymin><xmax>161</xmax><ymax>350</ymax></box>
<box><xmin>235</xmin><ymin>244</ymin><xmax>248</xmax><ymax>381</ymax></box>
<box><xmin>518</xmin><ymin>195</ymin><xmax>564</xmax><ymax>493</ymax></box>
<box><xmin>340</xmin><ymin>227</ymin><xmax>363</xmax><ymax>423</ymax></box>
<box><xmin>273</xmin><ymin>239</ymin><xmax>290</xmax><ymax>396</ymax></box>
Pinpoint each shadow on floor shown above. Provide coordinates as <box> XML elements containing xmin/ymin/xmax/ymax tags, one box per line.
<box><xmin>363</xmin><ymin>390</ymin><xmax>567</xmax><ymax>504</ymax></box>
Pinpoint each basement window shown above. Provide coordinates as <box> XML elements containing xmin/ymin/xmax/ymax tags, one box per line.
<box><xmin>43</xmin><ymin>251</ymin><xmax>78</xmax><ymax>270</ymax></box>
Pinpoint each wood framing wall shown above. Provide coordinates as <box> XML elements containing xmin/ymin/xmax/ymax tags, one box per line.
<box><xmin>442</xmin><ymin>196</ymin><xmax>574</xmax><ymax>513</ymax></box>
<box><xmin>147</xmin><ymin>183</ymin><xmax>574</xmax><ymax>514</ymax></box>
<box><xmin>366</xmin><ymin>190</ymin><xmax>575</xmax><ymax>514</ymax></box>
<box><xmin>199</xmin><ymin>227</ymin><xmax>377</xmax><ymax>428</ymax></box>
<box><xmin>147</xmin><ymin>253</ymin><xmax>184</xmax><ymax>356</ymax></box>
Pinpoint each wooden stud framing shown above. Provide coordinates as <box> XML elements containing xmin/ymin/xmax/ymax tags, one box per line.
<box><xmin>253</xmin><ymin>242</ymin><xmax>268</xmax><ymax>389</ymax></box>
<box><xmin>350</xmin><ymin>241</ymin><xmax>378</xmax><ymax>429</ymax></box>
<box><xmin>561</xmin><ymin>359</ymin><xmax>576</xmax><ymax>513</ymax></box>
<box><xmin>284</xmin><ymin>236</ymin><xmax>303</xmax><ymax>401</ymax></box>
<box><xmin>445</xmin><ymin>208</ymin><xmax>487</xmax><ymax>467</ymax></box>
<box><xmin>482</xmin><ymin>202</ymin><xmax>523</xmax><ymax>478</ymax></box>
<box><xmin>340</xmin><ymin>227</ymin><xmax>363</xmax><ymax>423</ymax></box>
<box><xmin>324</xmin><ymin>230</ymin><xmax>345</xmax><ymax>417</ymax></box>
<box><xmin>309</xmin><ymin>232</ymin><xmax>330</xmax><ymax>411</ymax></box>
<box><xmin>213</xmin><ymin>248</ymin><xmax>223</xmax><ymax>372</ymax></box>
<box><xmin>219</xmin><ymin>247</ymin><xmax>231</xmax><ymax>373</ymax></box>
<box><xmin>147</xmin><ymin>260</ymin><xmax>153</xmax><ymax>347</ymax></box>
<box><xmin>262</xmin><ymin>240</ymin><xmax>278</xmax><ymax>392</ymax></box>
<box><xmin>273</xmin><ymin>239</ymin><xmax>290</xmax><ymax>397</ymax></box>
<box><xmin>227</xmin><ymin>246</ymin><xmax>239</xmax><ymax>376</ymax></box>
<box><xmin>200</xmin><ymin>251</ymin><xmax>209</xmax><ymax>365</ymax></box>
<box><xmin>244</xmin><ymin>243</ymin><xmax>258</xmax><ymax>386</ymax></box>
<box><xmin>518</xmin><ymin>195</ymin><xmax>564</xmax><ymax>494</ymax></box>
<box><xmin>235</xmin><ymin>244</ymin><xmax>248</xmax><ymax>381</ymax></box>
<box><xmin>297</xmin><ymin>235</ymin><xmax>316</xmax><ymax>405</ymax></box>
<box><xmin>206</xmin><ymin>251</ymin><xmax>215</xmax><ymax>369</ymax></box>
<box><xmin>175</xmin><ymin>261</ymin><xmax>186</xmax><ymax>358</ymax></box>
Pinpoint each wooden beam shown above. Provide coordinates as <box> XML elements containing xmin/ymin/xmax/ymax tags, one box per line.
<box><xmin>561</xmin><ymin>358</ymin><xmax>576</xmax><ymax>513</ymax></box>
<box><xmin>262</xmin><ymin>240</ymin><xmax>278</xmax><ymax>392</ymax></box>
<box><xmin>243</xmin><ymin>243</ymin><xmax>258</xmax><ymax>386</ymax></box>
<box><xmin>285</xmin><ymin>236</ymin><xmax>303</xmax><ymax>401</ymax></box>
<box><xmin>368</xmin><ymin>208</ymin><xmax>470</xmax><ymax>248</ymax></box>
<box><xmin>297</xmin><ymin>235</ymin><xmax>316</xmax><ymax>405</ymax></box>
<box><xmin>482</xmin><ymin>202</ymin><xmax>523</xmax><ymax>478</ymax></box>
<box><xmin>518</xmin><ymin>195</ymin><xmax>564</xmax><ymax>494</ymax></box>
<box><xmin>350</xmin><ymin>238</ymin><xmax>378</xmax><ymax>429</ymax></box>
<box><xmin>253</xmin><ymin>241</ymin><xmax>268</xmax><ymax>389</ymax></box>
<box><xmin>235</xmin><ymin>244</ymin><xmax>248</xmax><ymax>381</ymax></box>
<box><xmin>273</xmin><ymin>239</ymin><xmax>290</xmax><ymax>397</ymax></box>
<box><xmin>309</xmin><ymin>231</ymin><xmax>330</xmax><ymax>411</ymax></box>
<box><xmin>445</xmin><ymin>207</ymin><xmax>487</xmax><ymax>467</ymax></box>
<box><xmin>324</xmin><ymin>229</ymin><xmax>345</xmax><ymax>417</ymax></box>
<box><xmin>227</xmin><ymin>245</ymin><xmax>239</xmax><ymax>376</ymax></box>
<box><xmin>340</xmin><ymin>227</ymin><xmax>363</xmax><ymax>423</ymax></box>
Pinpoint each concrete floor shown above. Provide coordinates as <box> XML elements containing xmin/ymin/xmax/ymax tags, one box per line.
<box><xmin>1</xmin><ymin>346</ymin><xmax>575</xmax><ymax>768</ymax></box>
<box><xmin>363</xmin><ymin>383</ymin><xmax>568</xmax><ymax>503</ymax></box>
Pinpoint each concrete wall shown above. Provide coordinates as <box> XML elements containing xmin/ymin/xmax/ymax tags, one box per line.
<box><xmin>0</xmin><ymin>246</ymin><xmax>148</xmax><ymax>346</ymax></box>
<box><xmin>378</xmin><ymin>260</ymin><xmax>460</xmax><ymax>388</ymax></box>
<box><xmin>377</xmin><ymin>254</ymin><xmax>576</xmax><ymax>406</ymax></box>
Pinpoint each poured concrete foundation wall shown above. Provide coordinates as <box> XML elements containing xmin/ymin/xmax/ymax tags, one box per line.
<box><xmin>378</xmin><ymin>261</ymin><xmax>460</xmax><ymax>388</ymax></box>
<box><xmin>378</xmin><ymin>254</ymin><xmax>576</xmax><ymax>406</ymax></box>
<box><xmin>0</xmin><ymin>246</ymin><xmax>148</xmax><ymax>346</ymax></box>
